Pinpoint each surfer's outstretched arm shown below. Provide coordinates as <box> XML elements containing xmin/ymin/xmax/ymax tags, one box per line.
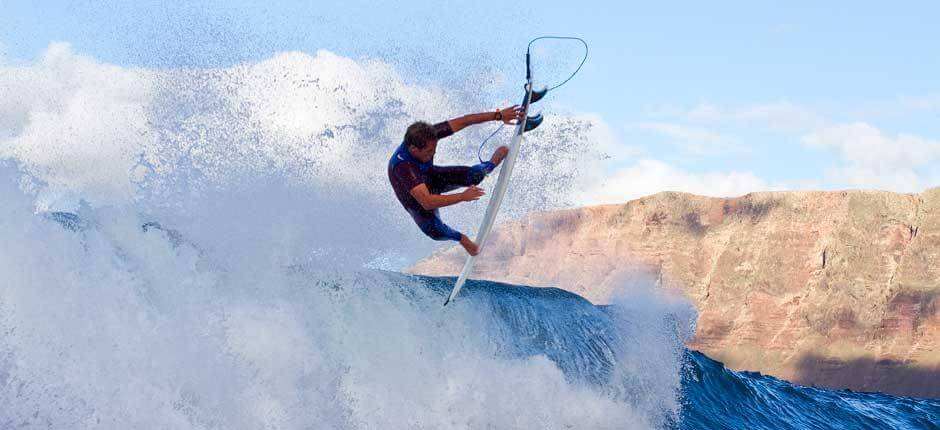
<box><xmin>446</xmin><ymin>105</ymin><xmax>524</xmax><ymax>133</ymax></box>
<box><xmin>410</xmin><ymin>183</ymin><xmax>484</xmax><ymax>211</ymax></box>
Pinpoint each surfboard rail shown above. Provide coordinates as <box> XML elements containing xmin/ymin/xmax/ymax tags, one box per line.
<box><xmin>443</xmin><ymin>36</ymin><xmax>585</xmax><ymax>306</ymax></box>
<box><xmin>443</xmin><ymin>84</ymin><xmax>538</xmax><ymax>306</ymax></box>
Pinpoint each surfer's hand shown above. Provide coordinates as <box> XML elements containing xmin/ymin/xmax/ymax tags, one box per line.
<box><xmin>498</xmin><ymin>105</ymin><xmax>524</xmax><ymax>124</ymax></box>
<box><xmin>461</xmin><ymin>185</ymin><xmax>485</xmax><ymax>201</ymax></box>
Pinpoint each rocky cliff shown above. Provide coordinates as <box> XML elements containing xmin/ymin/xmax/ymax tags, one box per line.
<box><xmin>410</xmin><ymin>189</ymin><xmax>940</xmax><ymax>398</ymax></box>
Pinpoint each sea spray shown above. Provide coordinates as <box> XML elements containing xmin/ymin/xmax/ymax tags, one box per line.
<box><xmin>0</xmin><ymin>164</ymin><xmax>673</xmax><ymax>427</ymax></box>
<box><xmin>0</xmin><ymin>45</ymin><xmax>655</xmax><ymax>428</ymax></box>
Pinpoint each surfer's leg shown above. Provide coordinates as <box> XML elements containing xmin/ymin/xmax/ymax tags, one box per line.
<box><xmin>427</xmin><ymin>163</ymin><xmax>496</xmax><ymax>194</ymax></box>
<box><xmin>414</xmin><ymin>211</ymin><xmax>463</xmax><ymax>242</ymax></box>
<box><xmin>459</xmin><ymin>234</ymin><xmax>480</xmax><ymax>256</ymax></box>
<box><xmin>489</xmin><ymin>145</ymin><xmax>509</xmax><ymax>167</ymax></box>
<box><xmin>451</xmin><ymin>145</ymin><xmax>507</xmax><ymax>188</ymax></box>
<box><xmin>416</xmin><ymin>214</ymin><xmax>477</xmax><ymax>255</ymax></box>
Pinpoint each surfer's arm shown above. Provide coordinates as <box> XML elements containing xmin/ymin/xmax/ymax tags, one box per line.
<box><xmin>446</xmin><ymin>106</ymin><xmax>524</xmax><ymax>133</ymax></box>
<box><xmin>410</xmin><ymin>184</ymin><xmax>484</xmax><ymax>210</ymax></box>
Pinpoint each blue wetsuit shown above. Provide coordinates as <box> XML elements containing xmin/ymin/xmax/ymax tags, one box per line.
<box><xmin>388</xmin><ymin>122</ymin><xmax>495</xmax><ymax>241</ymax></box>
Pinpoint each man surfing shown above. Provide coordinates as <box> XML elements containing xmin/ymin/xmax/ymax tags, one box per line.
<box><xmin>389</xmin><ymin>106</ymin><xmax>525</xmax><ymax>256</ymax></box>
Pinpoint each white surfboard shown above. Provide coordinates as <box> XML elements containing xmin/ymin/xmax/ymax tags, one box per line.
<box><xmin>443</xmin><ymin>84</ymin><xmax>540</xmax><ymax>306</ymax></box>
<box><xmin>442</xmin><ymin>35</ymin><xmax>587</xmax><ymax>306</ymax></box>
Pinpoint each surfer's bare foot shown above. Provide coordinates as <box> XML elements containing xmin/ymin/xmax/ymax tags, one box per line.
<box><xmin>490</xmin><ymin>146</ymin><xmax>509</xmax><ymax>167</ymax></box>
<box><xmin>459</xmin><ymin>234</ymin><xmax>480</xmax><ymax>256</ymax></box>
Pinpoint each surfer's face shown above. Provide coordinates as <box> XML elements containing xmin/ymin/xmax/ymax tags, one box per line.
<box><xmin>409</xmin><ymin>139</ymin><xmax>437</xmax><ymax>163</ymax></box>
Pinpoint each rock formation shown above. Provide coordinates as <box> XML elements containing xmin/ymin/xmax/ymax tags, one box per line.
<box><xmin>410</xmin><ymin>188</ymin><xmax>940</xmax><ymax>398</ymax></box>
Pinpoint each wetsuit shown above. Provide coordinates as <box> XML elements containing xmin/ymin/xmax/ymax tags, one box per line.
<box><xmin>388</xmin><ymin>121</ymin><xmax>495</xmax><ymax>241</ymax></box>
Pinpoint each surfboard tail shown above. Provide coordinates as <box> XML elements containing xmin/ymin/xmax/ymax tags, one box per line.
<box><xmin>444</xmin><ymin>255</ymin><xmax>474</xmax><ymax>306</ymax></box>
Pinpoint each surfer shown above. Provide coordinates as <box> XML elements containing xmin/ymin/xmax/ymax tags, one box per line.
<box><xmin>389</xmin><ymin>106</ymin><xmax>525</xmax><ymax>256</ymax></box>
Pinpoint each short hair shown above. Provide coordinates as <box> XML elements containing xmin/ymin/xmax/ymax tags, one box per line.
<box><xmin>404</xmin><ymin>121</ymin><xmax>437</xmax><ymax>149</ymax></box>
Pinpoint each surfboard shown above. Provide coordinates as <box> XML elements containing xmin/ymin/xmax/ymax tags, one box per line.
<box><xmin>440</xmin><ymin>36</ymin><xmax>586</xmax><ymax>306</ymax></box>
<box><xmin>443</xmin><ymin>82</ymin><xmax>545</xmax><ymax>306</ymax></box>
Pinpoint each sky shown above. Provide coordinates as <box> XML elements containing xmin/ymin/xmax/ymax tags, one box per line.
<box><xmin>3</xmin><ymin>1</ymin><xmax>940</xmax><ymax>204</ymax></box>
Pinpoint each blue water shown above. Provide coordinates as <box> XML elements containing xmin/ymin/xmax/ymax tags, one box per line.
<box><xmin>682</xmin><ymin>350</ymin><xmax>940</xmax><ymax>430</ymax></box>
<box><xmin>409</xmin><ymin>275</ymin><xmax>940</xmax><ymax>430</ymax></box>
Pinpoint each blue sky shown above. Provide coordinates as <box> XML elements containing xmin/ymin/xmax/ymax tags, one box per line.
<box><xmin>4</xmin><ymin>1</ymin><xmax>940</xmax><ymax>201</ymax></box>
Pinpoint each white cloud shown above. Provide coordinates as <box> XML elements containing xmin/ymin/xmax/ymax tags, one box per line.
<box><xmin>645</xmin><ymin>100</ymin><xmax>940</xmax><ymax>193</ymax></box>
<box><xmin>852</xmin><ymin>95</ymin><xmax>940</xmax><ymax>119</ymax></box>
<box><xmin>685</xmin><ymin>101</ymin><xmax>823</xmax><ymax>132</ymax></box>
<box><xmin>581</xmin><ymin>158</ymin><xmax>771</xmax><ymax>206</ymax></box>
<box><xmin>802</xmin><ymin>122</ymin><xmax>940</xmax><ymax>169</ymax></box>
<box><xmin>801</xmin><ymin>122</ymin><xmax>940</xmax><ymax>192</ymax></box>
<box><xmin>626</xmin><ymin>122</ymin><xmax>739</xmax><ymax>155</ymax></box>
<box><xmin>823</xmin><ymin>165</ymin><xmax>923</xmax><ymax>192</ymax></box>
<box><xmin>585</xmin><ymin>113</ymin><xmax>645</xmax><ymax>161</ymax></box>
<box><xmin>667</xmin><ymin>96</ymin><xmax>940</xmax><ymax>131</ymax></box>
<box><xmin>925</xmin><ymin>168</ymin><xmax>940</xmax><ymax>191</ymax></box>
<box><xmin>895</xmin><ymin>95</ymin><xmax>940</xmax><ymax>113</ymax></box>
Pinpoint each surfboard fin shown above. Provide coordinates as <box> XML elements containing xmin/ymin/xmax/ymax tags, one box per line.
<box><xmin>523</xmin><ymin>86</ymin><xmax>548</xmax><ymax>106</ymax></box>
<box><xmin>524</xmin><ymin>113</ymin><xmax>543</xmax><ymax>132</ymax></box>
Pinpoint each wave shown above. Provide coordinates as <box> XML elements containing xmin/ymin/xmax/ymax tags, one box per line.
<box><xmin>2</xmin><ymin>202</ymin><xmax>936</xmax><ymax>429</ymax></box>
<box><xmin>0</xmin><ymin>184</ymin><xmax>676</xmax><ymax>428</ymax></box>
<box><xmin>682</xmin><ymin>351</ymin><xmax>939</xmax><ymax>430</ymax></box>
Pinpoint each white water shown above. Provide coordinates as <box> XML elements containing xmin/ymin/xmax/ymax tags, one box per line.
<box><xmin>0</xmin><ymin>44</ymin><xmax>691</xmax><ymax>429</ymax></box>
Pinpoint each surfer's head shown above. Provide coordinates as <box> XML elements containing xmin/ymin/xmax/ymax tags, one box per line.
<box><xmin>404</xmin><ymin>121</ymin><xmax>438</xmax><ymax>162</ymax></box>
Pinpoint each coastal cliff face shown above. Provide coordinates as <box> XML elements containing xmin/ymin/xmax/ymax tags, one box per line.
<box><xmin>410</xmin><ymin>189</ymin><xmax>940</xmax><ymax>398</ymax></box>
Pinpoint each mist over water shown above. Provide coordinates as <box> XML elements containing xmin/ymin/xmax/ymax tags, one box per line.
<box><xmin>0</xmin><ymin>32</ymin><xmax>682</xmax><ymax>428</ymax></box>
<box><xmin>0</xmin><ymin>159</ymin><xmax>686</xmax><ymax>429</ymax></box>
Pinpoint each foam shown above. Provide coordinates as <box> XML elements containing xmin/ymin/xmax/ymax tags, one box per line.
<box><xmin>0</xmin><ymin>164</ymin><xmax>683</xmax><ymax>428</ymax></box>
<box><xmin>0</xmin><ymin>45</ymin><xmax>685</xmax><ymax>429</ymax></box>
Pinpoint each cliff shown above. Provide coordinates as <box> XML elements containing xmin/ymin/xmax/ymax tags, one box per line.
<box><xmin>410</xmin><ymin>188</ymin><xmax>940</xmax><ymax>398</ymax></box>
